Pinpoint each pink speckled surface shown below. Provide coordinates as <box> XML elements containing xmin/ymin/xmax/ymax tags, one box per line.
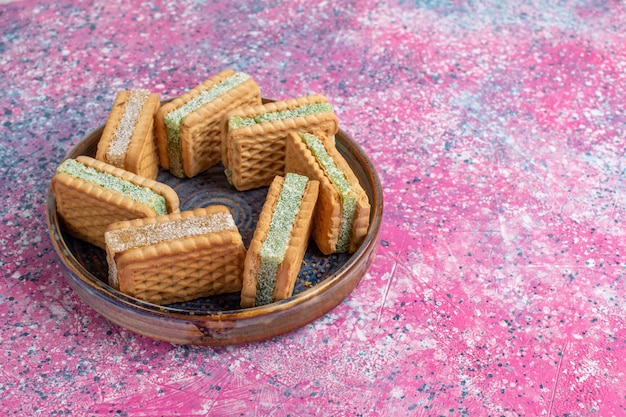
<box><xmin>1</xmin><ymin>0</ymin><xmax>626</xmax><ymax>415</ymax></box>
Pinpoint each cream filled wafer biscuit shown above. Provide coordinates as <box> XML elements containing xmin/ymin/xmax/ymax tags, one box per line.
<box><xmin>96</xmin><ymin>89</ymin><xmax>161</xmax><ymax>180</ymax></box>
<box><xmin>285</xmin><ymin>131</ymin><xmax>370</xmax><ymax>254</ymax></box>
<box><xmin>222</xmin><ymin>94</ymin><xmax>338</xmax><ymax>191</ymax></box>
<box><xmin>105</xmin><ymin>206</ymin><xmax>246</xmax><ymax>305</ymax></box>
<box><xmin>155</xmin><ymin>69</ymin><xmax>262</xmax><ymax>178</ymax></box>
<box><xmin>240</xmin><ymin>173</ymin><xmax>319</xmax><ymax>308</ymax></box>
<box><xmin>52</xmin><ymin>156</ymin><xmax>179</xmax><ymax>249</ymax></box>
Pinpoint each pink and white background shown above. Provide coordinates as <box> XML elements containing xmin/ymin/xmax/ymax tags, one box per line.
<box><xmin>1</xmin><ymin>0</ymin><xmax>625</xmax><ymax>415</ymax></box>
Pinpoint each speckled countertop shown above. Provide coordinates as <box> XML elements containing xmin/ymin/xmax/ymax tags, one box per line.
<box><xmin>1</xmin><ymin>0</ymin><xmax>625</xmax><ymax>415</ymax></box>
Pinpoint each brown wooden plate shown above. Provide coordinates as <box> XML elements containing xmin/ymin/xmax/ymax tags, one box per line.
<box><xmin>46</xmin><ymin>107</ymin><xmax>383</xmax><ymax>345</ymax></box>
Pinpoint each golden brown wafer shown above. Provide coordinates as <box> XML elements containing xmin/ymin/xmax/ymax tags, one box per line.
<box><xmin>222</xmin><ymin>94</ymin><xmax>338</xmax><ymax>191</ymax></box>
<box><xmin>105</xmin><ymin>206</ymin><xmax>246</xmax><ymax>305</ymax></box>
<box><xmin>96</xmin><ymin>90</ymin><xmax>161</xmax><ymax>180</ymax></box>
<box><xmin>240</xmin><ymin>174</ymin><xmax>319</xmax><ymax>308</ymax></box>
<box><xmin>52</xmin><ymin>156</ymin><xmax>179</xmax><ymax>249</ymax></box>
<box><xmin>285</xmin><ymin>131</ymin><xmax>370</xmax><ymax>254</ymax></box>
<box><xmin>155</xmin><ymin>70</ymin><xmax>262</xmax><ymax>178</ymax></box>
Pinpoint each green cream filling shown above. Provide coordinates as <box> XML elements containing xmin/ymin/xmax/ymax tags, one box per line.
<box><xmin>57</xmin><ymin>159</ymin><xmax>168</xmax><ymax>215</ymax></box>
<box><xmin>164</xmin><ymin>72</ymin><xmax>250</xmax><ymax>177</ymax></box>
<box><xmin>224</xmin><ymin>167</ymin><xmax>233</xmax><ymax>185</ymax></box>
<box><xmin>300</xmin><ymin>132</ymin><xmax>356</xmax><ymax>253</ymax></box>
<box><xmin>255</xmin><ymin>173</ymin><xmax>308</xmax><ymax>306</ymax></box>
<box><xmin>228</xmin><ymin>102</ymin><xmax>333</xmax><ymax>131</ymax></box>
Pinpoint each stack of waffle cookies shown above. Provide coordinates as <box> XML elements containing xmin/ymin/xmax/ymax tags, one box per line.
<box><xmin>52</xmin><ymin>69</ymin><xmax>371</xmax><ymax>308</ymax></box>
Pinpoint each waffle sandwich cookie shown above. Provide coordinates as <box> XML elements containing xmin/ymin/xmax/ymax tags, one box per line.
<box><xmin>285</xmin><ymin>131</ymin><xmax>370</xmax><ymax>254</ymax></box>
<box><xmin>52</xmin><ymin>156</ymin><xmax>180</xmax><ymax>249</ymax></box>
<box><xmin>155</xmin><ymin>69</ymin><xmax>262</xmax><ymax>178</ymax></box>
<box><xmin>105</xmin><ymin>205</ymin><xmax>246</xmax><ymax>305</ymax></box>
<box><xmin>95</xmin><ymin>89</ymin><xmax>161</xmax><ymax>180</ymax></box>
<box><xmin>240</xmin><ymin>173</ymin><xmax>319</xmax><ymax>308</ymax></box>
<box><xmin>222</xmin><ymin>94</ymin><xmax>338</xmax><ymax>191</ymax></box>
